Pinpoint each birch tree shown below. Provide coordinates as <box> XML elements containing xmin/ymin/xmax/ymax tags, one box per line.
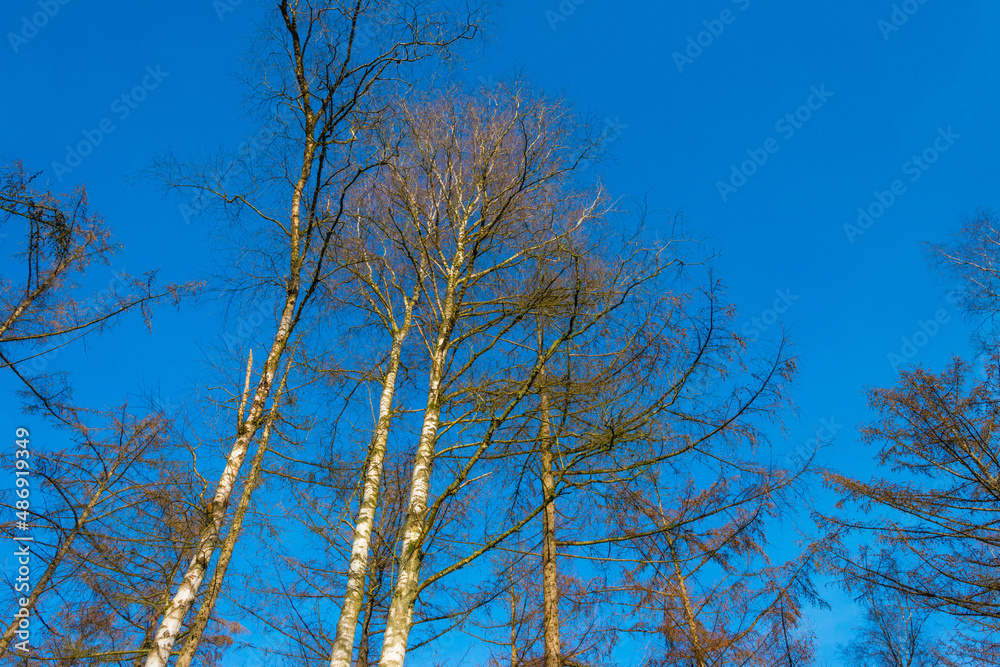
<box><xmin>342</xmin><ymin>81</ymin><xmax>785</xmax><ymax>667</ymax></box>
<box><xmin>325</xmin><ymin>173</ymin><xmax>427</xmax><ymax>667</ymax></box>
<box><xmin>142</xmin><ymin>2</ymin><xmax>483</xmax><ymax>664</ymax></box>
<box><xmin>359</xmin><ymin>85</ymin><xmax>621</xmax><ymax>667</ymax></box>
<box><xmin>172</xmin><ymin>360</ymin><xmax>291</xmax><ymax>667</ymax></box>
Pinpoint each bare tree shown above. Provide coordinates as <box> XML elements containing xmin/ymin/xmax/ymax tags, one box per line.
<box><xmin>619</xmin><ymin>472</ymin><xmax>819</xmax><ymax>667</ymax></box>
<box><xmin>359</xmin><ymin>84</ymin><xmax>628</xmax><ymax>667</ymax></box>
<box><xmin>0</xmin><ymin>161</ymin><xmax>185</xmax><ymax>425</ymax></box>
<box><xmin>0</xmin><ymin>161</ymin><xmax>193</xmax><ymax>664</ymax></box>
<box><xmin>821</xmin><ymin>209</ymin><xmax>1000</xmax><ymax>666</ymax></box>
<box><xmin>0</xmin><ymin>409</ymin><xmax>168</xmax><ymax>657</ymax></box>
<box><xmin>820</xmin><ymin>359</ymin><xmax>1000</xmax><ymax>662</ymax></box>
<box><xmin>141</xmin><ymin>2</ymin><xmax>483</xmax><ymax>664</ymax></box>
<box><xmin>0</xmin><ymin>405</ymin><xmax>212</xmax><ymax>666</ymax></box>
<box><xmin>840</xmin><ymin>586</ymin><xmax>946</xmax><ymax>667</ymax></box>
<box><xmin>173</xmin><ymin>358</ymin><xmax>291</xmax><ymax>667</ymax></box>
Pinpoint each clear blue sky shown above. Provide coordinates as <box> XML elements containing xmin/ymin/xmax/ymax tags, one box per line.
<box><xmin>2</xmin><ymin>0</ymin><xmax>998</xmax><ymax>662</ymax></box>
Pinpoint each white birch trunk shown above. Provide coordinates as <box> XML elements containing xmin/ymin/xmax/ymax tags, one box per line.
<box><xmin>376</xmin><ymin>369</ymin><xmax>444</xmax><ymax>667</ymax></box>
<box><xmin>143</xmin><ymin>301</ymin><xmax>293</xmax><ymax>667</ymax></box>
<box><xmin>174</xmin><ymin>369</ymin><xmax>287</xmax><ymax>667</ymax></box>
<box><xmin>378</xmin><ymin>285</ymin><xmax>459</xmax><ymax>667</ymax></box>
<box><xmin>328</xmin><ymin>326</ymin><xmax>410</xmax><ymax>667</ymax></box>
<box><xmin>143</xmin><ymin>133</ymin><xmax>313</xmax><ymax>667</ymax></box>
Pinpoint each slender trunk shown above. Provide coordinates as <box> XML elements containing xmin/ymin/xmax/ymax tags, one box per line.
<box><xmin>377</xmin><ymin>357</ymin><xmax>445</xmax><ymax>667</ymax></box>
<box><xmin>144</xmin><ymin>292</ymin><xmax>293</xmax><ymax>667</ymax></box>
<box><xmin>142</xmin><ymin>131</ymin><xmax>313</xmax><ymax>667</ymax></box>
<box><xmin>174</xmin><ymin>369</ymin><xmax>287</xmax><ymax>667</ymax></box>
<box><xmin>509</xmin><ymin>568</ymin><xmax>519</xmax><ymax>667</ymax></box>
<box><xmin>670</xmin><ymin>539</ymin><xmax>706</xmax><ymax>667</ymax></box>
<box><xmin>329</xmin><ymin>324</ymin><xmax>411</xmax><ymax>667</ymax></box>
<box><xmin>539</xmin><ymin>379</ymin><xmax>561</xmax><ymax>667</ymax></box>
<box><xmin>134</xmin><ymin>555</ymin><xmax>189</xmax><ymax>667</ymax></box>
<box><xmin>356</xmin><ymin>571</ymin><xmax>379</xmax><ymax>667</ymax></box>
<box><xmin>377</xmin><ymin>258</ymin><xmax>461</xmax><ymax>667</ymax></box>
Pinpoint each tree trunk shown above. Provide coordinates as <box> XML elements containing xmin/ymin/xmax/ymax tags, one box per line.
<box><xmin>377</xmin><ymin>254</ymin><xmax>461</xmax><ymax>667</ymax></box>
<box><xmin>174</xmin><ymin>368</ymin><xmax>287</xmax><ymax>667</ymax></box>
<box><xmin>376</xmin><ymin>361</ymin><xmax>445</xmax><ymax>667</ymax></box>
<box><xmin>539</xmin><ymin>380</ymin><xmax>562</xmax><ymax>667</ymax></box>
<box><xmin>142</xmin><ymin>131</ymin><xmax>313</xmax><ymax>667</ymax></box>
<box><xmin>509</xmin><ymin>568</ymin><xmax>520</xmax><ymax>667</ymax></box>
<box><xmin>670</xmin><ymin>539</ymin><xmax>706</xmax><ymax>667</ymax></box>
<box><xmin>356</xmin><ymin>572</ymin><xmax>379</xmax><ymax>667</ymax></box>
<box><xmin>329</xmin><ymin>326</ymin><xmax>410</xmax><ymax>667</ymax></box>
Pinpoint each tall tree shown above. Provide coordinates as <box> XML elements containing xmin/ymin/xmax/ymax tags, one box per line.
<box><xmin>0</xmin><ymin>161</ymin><xmax>192</xmax><ymax>663</ymax></box>
<box><xmin>821</xmin><ymin>359</ymin><xmax>1000</xmax><ymax>662</ymax></box>
<box><xmin>362</xmin><ymin>84</ymin><xmax>641</xmax><ymax>667</ymax></box>
<box><xmin>142</xmin><ymin>2</ymin><xmax>483</xmax><ymax>664</ymax></box>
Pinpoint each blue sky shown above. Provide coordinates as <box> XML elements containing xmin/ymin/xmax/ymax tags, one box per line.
<box><xmin>2</xmin><ymin>0</ymin><xmax>998</xmax><ymax>663</ymax></box>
